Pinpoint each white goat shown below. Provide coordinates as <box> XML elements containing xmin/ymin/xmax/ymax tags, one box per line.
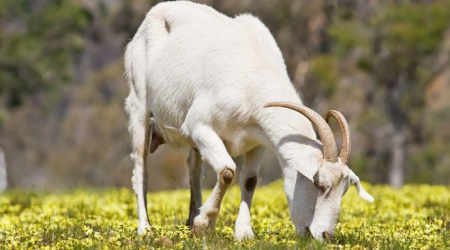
<box><xmin>124</xmin><ymin>1</ymin><xmax>373</xmax><ymax>241</ymax></box>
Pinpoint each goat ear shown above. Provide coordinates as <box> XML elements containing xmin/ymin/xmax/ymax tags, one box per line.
<box><xmin>349</xmin><ymin>169</ymin><xmax>374</xmax><ymax>202</ymax></box>
<box><xmin>292</xmin><ymin>156</ymin><xmax>319</xmax><ymax>182</ymax></box>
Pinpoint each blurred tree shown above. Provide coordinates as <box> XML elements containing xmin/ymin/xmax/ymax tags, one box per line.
<box><xmin>0</xmin><ymin>0</ymin><xmax>91</xmax><ymax>108</ymax></box>
<box><xmin>320</xmin><ymin>0</ymin><xmax>450</xmax><ymax>187</ymax></box>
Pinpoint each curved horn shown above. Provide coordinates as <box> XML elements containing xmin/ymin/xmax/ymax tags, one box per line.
<box><xmin>264</xmin><ymin>102</ymin><xmax>339</xmax><ymax>163</ymax></box>
<box><xmin>326</xmin><ymin>110</ymin><xmax>351</xmax><ymax>164</ymax></box>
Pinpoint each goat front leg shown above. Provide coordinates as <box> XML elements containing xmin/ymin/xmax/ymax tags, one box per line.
<box><xmin>186</xmin><ymin>148</ymin><xmax>204</xmax><ymax>228</ymax></box>
<box><xmin>189</xmin><ymin>125</ymin><xmax>236</xmax><ymax>236</ymax></box>
<box><xmin>234</xmin><ymin>146</ymin><xmax>265</xmax><ymax>241</ymax></box>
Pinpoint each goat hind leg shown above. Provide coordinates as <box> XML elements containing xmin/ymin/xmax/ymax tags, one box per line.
<box><xmin>126</xmin><ymin>95</ymin><xmax>151</xmax><ymax>235</ymax></box>
<box><xmin>186</xmin><ymin>148</ymin><xmax>204</xmax><ymax>228</ymax></box>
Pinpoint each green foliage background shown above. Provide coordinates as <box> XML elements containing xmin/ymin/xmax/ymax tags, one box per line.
<box><xmin>0</xmin><ymin>0</ymin><xmax>90</xmax><ymax>108</ymax></box>
<box><xmin>0</xmin><ymin>0</ymin><xmax>449</xmax><ymax>188</ymax></box>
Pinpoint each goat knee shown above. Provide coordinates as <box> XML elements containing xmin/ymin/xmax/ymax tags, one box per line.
<box><xmin>220</xmin><ymin>167</ymin><xmax>235</xmax><ymax>185</ymax></box>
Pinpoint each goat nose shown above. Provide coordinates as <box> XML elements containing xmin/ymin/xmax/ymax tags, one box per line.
<box><xmin>322</xmin><ymin>231</ymin><xmax>332</xmax><ymax>240</ymax></box>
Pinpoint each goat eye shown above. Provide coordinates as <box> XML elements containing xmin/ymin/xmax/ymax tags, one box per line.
<box><xmin>314</xmin><ymin>182</ymin><xmax>326</xmax><ymax>193</ymax></box>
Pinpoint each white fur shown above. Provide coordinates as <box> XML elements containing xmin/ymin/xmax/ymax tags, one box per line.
<box><xmin>124</xmin><ymin>1</ymin><xmax>373</xmax><ymax>241</ymax></box>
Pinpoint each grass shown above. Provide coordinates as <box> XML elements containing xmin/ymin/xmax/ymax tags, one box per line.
<box><xmin>0</xmin><ymin>181</ymin><xmax>449</xmax><ymax>249</ymax></box>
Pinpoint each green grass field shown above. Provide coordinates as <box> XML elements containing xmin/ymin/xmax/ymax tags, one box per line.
<box><xmin>0</xmin><ymin>181</ymin><xmax>449</xmax><ymax>249</ymax></box>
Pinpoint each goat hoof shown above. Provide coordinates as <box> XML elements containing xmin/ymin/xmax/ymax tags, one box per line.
<box><xmin>137</xmin><ymin>222</ymin><xmax>151</xmax><ymax>235</ymax></box>
<box><xmin>234</xmin><ymin>225</ymin><xmax>255</xmax><ymax>241</ymax></box>
<box><xmin>185</xmin><ymin>218</ymin><xmax>194</xmax><ymax>228</ymax></box>
<box><xmin>192</xmin><ymin>216</ymin><xmax>209</xmax><ymax>236</ymax></box>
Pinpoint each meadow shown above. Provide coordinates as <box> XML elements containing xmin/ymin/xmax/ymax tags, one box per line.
<box><xmin>0</xmin><ymin>181</ymin><xmax>448</xmax><ymax>249</ymax></box>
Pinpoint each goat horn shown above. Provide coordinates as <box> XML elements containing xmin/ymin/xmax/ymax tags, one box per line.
<box><xmin>264</xmin><ymin>102</ymin><xmax>339</xmax><ymax>163</ymax></box>
<box><xmin>326</xmin><ymin>110</ymin><xmax>351</xmax><ymax>165</ymax></box>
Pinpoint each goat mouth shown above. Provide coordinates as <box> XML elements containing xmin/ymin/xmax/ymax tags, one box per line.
<box><xmin>303</xmin><ymin>226</ymin><xmax>333</xmax><ymax>241</ymax></box>
<box><xmin>322</xmin><ymin>231</ymin><xmax>332</xmax><ymax>240</ymax></box>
